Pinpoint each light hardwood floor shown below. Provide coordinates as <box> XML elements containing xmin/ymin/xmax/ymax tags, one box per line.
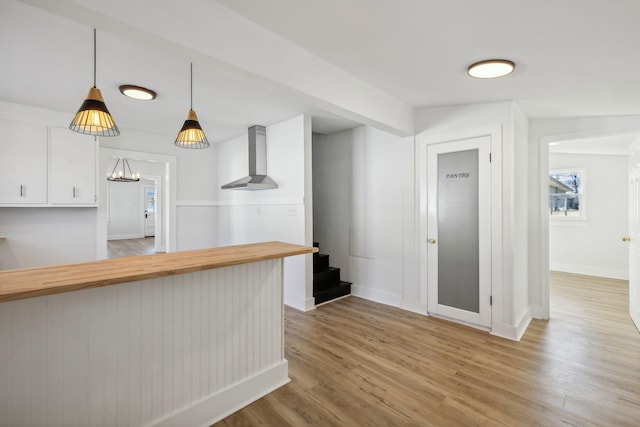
<box><xmin>215</xmin><ymin>272</ymin><xmax>640</xmax><ymax>426</ymax></box>
<box><xmin>107</xmin><ymin>237</ymin><xmax>155</xmax><ymax>258</ymax></box>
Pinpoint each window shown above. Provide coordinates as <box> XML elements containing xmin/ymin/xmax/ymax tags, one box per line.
<box><xmin>549</xmin><ymin>169</ymin><xmax>586</xmax><ymax>219</ymax></box>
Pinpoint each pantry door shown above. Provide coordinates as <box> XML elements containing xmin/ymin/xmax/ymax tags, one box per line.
<box><xmin>427</xmin><ymin>136</ymin><xmax>492</xmax><ymax>328</ymax></box>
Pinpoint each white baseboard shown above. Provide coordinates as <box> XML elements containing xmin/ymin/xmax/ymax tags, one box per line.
<box><xmin>401</xmin><ymin>297</ymin><xmax>427</xmax><ymax>315</ymax></box>
<box><xmin>107</xmin><ymin>233</ymin><xmax>144</xmax><ymax>240</ymax></box>
<box><xmin>631</xmin><ymin>305</ymin><xmax>640</xmax><ymax>333</ymax></box>
<box><xmin>284</xmin><ymin>292</ymin><xmax>316</xmax><ymax>312</ymax></box>
<box><xmin>550</xmin><ymin>263</ymin><xmax>628</xmax><ymax>280</ymax></box>
<box><xmin>153</xmin><ymin>361</ymin><xmax>289</xmax><ymax>427</ymax></box>
<box><xmin>353</xmin><ymin>285</ymin><xmax>537</xmax><ymax>342</ymax></box>
<box><xmin>351</xmin><ymin>284</ymin><xmax>402</xmax><ymax>307</ymax></box>
<box><xmin>491</xmin><ymin>308</ymin><xmax>532</xmax><ymax>341</ymax></box>
<box><xmin>530</xmin><ymin>305</ymin><xmax>547</xmax><ymax>320</ymax></box>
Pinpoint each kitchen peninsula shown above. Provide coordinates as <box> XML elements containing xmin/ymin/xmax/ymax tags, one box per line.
<box><xmin>0</xmin><ymin>241</ymin><xmax>316</xmax><ymax>426</ymax></box>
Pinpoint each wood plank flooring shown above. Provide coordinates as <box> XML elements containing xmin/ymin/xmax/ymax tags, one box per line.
<box><xmin>215</xmin><ymin>271</ymin><xmax>640</xmax><ymax>426</ymax></box>
<box><xmin>107</xmin><ymin>237</ymin><xmax>155</xmax><ymax>258</ymax></box>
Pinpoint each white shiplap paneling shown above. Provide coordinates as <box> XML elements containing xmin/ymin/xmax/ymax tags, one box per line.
<box><xmin>0</xmin><ymin>259</ymin><xmax>286</xmax><ymax>426</ymax></box>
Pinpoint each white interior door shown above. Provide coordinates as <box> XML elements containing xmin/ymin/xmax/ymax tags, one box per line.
<box><xmin>629</xmin><ymin>143</ymin><xmax>640</xmax><ymax>331</ymax></box>
<box><xmin>427</xmin><ymin>136</ymin><xmax>492</xmax><ymax>328</ymax></box>
<box><xmin>144</xmin><ymin>185</ymin><xmax>156</xmax><ymax>238</ymax></box>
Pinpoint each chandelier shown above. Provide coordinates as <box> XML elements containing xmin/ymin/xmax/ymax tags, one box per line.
<box><xmin>108</xmin><ymin>158</ymin><xmax>140</xmax><ymax>182</ymax></box>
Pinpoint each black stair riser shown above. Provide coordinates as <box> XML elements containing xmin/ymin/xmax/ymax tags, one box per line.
<box><xmin>313</xmin><ymin>267</ymin><xmax>340</xmax><ymax>285</ymax></box>
<box><xmin>314</xmin><ymin>279</ymin><xmax>345</xmax><ymax>294</ymax></box>
<box><xmin>314</xmin><ymin>282</ymin><xmax>351</xmax><ymax>305</ymax></box>
<box><xmin>313</xmin><ymin>254</ymin><xmax>330</xmax><ymax>272</ymax></box>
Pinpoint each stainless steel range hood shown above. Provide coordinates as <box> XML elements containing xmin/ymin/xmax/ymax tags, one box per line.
<box><xmin>221</xmin><ymin>125</ymin><xmax>279</xmax><ymax>190</ymax></box>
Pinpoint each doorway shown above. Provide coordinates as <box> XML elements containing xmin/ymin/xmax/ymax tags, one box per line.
<box><xmin>105</xmin><ymin>176</ymin><xmax>158</xmax><ymax>259</ymax></box>
<box><xmin>98</xmin><ymin>148</ymin><xmax>177</xmax><ymax>260</ymax></box>
<box><xmin>425</xmin><ymin>136</ymin><xmax>492</xmax><ymax>327</ymax></box>
<box><xmin>540</xmin><ymin>132</ymin><xmax>640</xmax><ymax>333</ymax></box>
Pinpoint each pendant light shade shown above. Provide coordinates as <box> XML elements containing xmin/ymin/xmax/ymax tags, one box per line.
<box><xmin>69</xmin><ymin>29</ymin><xmax>120</xmax><ymax>137</ymax></box>
<box><xmin>175</xmin><ymin>63</ymin><xmax>210</xmax><ymax>148</ymax></box>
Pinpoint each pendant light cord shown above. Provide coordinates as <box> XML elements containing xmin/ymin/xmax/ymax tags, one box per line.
<box><xmin>190</xmin><ymin>62</ymin><xmax>193</xmax><ymax>110</ymax></box>
<box><xmin>93</xmin><ymin>28</ymin><xmax>97</xmax><ymax>88</ymax></box>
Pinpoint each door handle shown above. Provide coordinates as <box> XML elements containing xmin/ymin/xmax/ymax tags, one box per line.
<box><xmin>622</xmin><ymin>236</ymin><xmax>631</xmax><ymax>243</ymax></box>
<box><xmin>428</xmin><ymin>238</ymin><xmax>437</xmax><ymax>244</ymax></box>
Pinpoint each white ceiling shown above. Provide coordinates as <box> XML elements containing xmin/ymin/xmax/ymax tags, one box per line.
<box><xmin>2</xmin><ymin>0</ymin><xmax>640</xmax><ymax>143</ymax></box>
<box><xmin>218</xmin><ymin>0</ymin><xmax>640</xmax><ymax>118</ymax></box>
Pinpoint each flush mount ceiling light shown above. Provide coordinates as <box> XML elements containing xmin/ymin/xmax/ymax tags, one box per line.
<box><xmin>107</xmin><ymin>158</ymin><xmax>140</xmax><ymax>182</ymax></box>
<box><xmin>467</xmin><ymin>59</ymin><xmax>515</xmax><ymax>79</ymax></box>
<box><xmin>119</xmin><ymin>85</ymin><xmax>157</xmax><ymax>100</ymax></box>
<box><xmin>69</xmin><ymin>28</ymin><xmax>120</xmax><ymax>137</ymax></box>
<box><xmin>174</xmin><ymin>63</ymin><xmax>210</xmax><ymax>149</ymax></box>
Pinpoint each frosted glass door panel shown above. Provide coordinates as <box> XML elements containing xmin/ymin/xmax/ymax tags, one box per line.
<box><xmin>437</xmin><ymin>149</ymin><xmax>479</xmax><ymax>313</ymax></box>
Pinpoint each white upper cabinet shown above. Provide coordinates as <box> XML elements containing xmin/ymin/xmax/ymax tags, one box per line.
<box><xmin>0</xmin><ymin>118</ymin><xmax>48</xmax><ymax>204</ymax></box>
<box><xmin>49</xmin><ymin>127</ymin><xmax>97</xmax><ymax>205</ymax></box>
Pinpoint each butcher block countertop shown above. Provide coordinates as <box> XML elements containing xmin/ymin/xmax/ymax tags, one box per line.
<box><xmin>0</xmin><ymin>241</ymin><xmax>317</xmax><ymax>303</ymax></box>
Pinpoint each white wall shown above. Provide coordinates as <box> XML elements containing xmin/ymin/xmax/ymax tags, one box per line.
<box><xmin>528</xmin><ymin>115</ymin><xmax>640</xmax><ymax>318</ymax></box>
<box><xmin>215</xmin><ymin>115</ymin><xmax>314</xmax><ymax>311</ymax></box>
<box><xmin>350</xmin><ymin>127</ymin><xmax>408</xmax><ymax>303</ymax></box>
<box><xmin>107</xmin><ymin>179</ymin><xmax>152</xmax><ymax>240</ymax></box>
<box><xmin>549</xmin><ymin>153</ymin><xmax>629</xmax><ymax>279</ymax></box>
<box><xmin>0</xmin><ymin>208</ymin><xmax>97</xmax><ymax>269</ymax></box>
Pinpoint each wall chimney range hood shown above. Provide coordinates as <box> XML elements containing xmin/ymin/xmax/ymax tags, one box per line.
<box><xmin>221</xmin><ymin>125</ymin><xmax>279</xmax><ymax>190</ymax></box>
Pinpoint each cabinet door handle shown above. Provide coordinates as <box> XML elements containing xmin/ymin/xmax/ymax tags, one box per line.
<box><xmin>20</xmin><ymin>184</ymin><xmax>24</xmax><ymax>197</ymax></box>
<box><xmin>73</xmin><ymin>187</ymin><xmax>77</xmax><ymax>198</ymax></box>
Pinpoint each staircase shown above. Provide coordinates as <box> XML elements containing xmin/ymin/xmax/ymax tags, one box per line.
<box><xmin>313</xmin><ymin>242</ymin><xmax>351</xmax><ymax>305</ymax></box>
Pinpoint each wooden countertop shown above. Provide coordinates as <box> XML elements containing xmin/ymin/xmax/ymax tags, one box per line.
<box><xmin>0</xmin><ymin>241</ymin><xmax>317</xmax><ymax>303</ymax></box>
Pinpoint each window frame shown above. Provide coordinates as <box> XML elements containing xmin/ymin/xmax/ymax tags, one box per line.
<box><xmin>549</xmin><ymin>168</ymin><xmax>588</xmax><ymax>223</ymax></box>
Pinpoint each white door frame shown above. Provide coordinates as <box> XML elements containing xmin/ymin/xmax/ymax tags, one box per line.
<box><xmin>417</xmin><ymin>126</ymin><xmax>503</xmax><ymax>331</ymax></box>
<box><xmin>629</xmin><ymin>148</ymin><xmax>640</xmax><ymax>331</ymax></box>
<box><xmin>98</xmin><ymin>148</ymin><xmax>177</xmax><ymax>259</ymax></box>
<box><xmin>537</xmin><ymin>128</ymin><xmax>640</xmax><ymax>320</ymax></box>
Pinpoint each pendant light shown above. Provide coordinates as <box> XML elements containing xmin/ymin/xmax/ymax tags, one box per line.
<box><xmin>174</xmin><ymin>63</ymin><xmax>210</xmax><ymax>148</ymax></box>
<box><xmin>69</xmin><ymin>28</ymin><xmax>120</xmax><ymax>136</ymax></box>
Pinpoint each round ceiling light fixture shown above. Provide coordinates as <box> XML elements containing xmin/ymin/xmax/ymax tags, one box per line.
<box><xmin>119</xmin><ymin>84</ymin><xmax>157</xmax><ymax>100</ymax></box>
<box><xmin>467</xmin><ymin>59</ymin><xmax>515</xmax><ymax>79</ymax></box>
